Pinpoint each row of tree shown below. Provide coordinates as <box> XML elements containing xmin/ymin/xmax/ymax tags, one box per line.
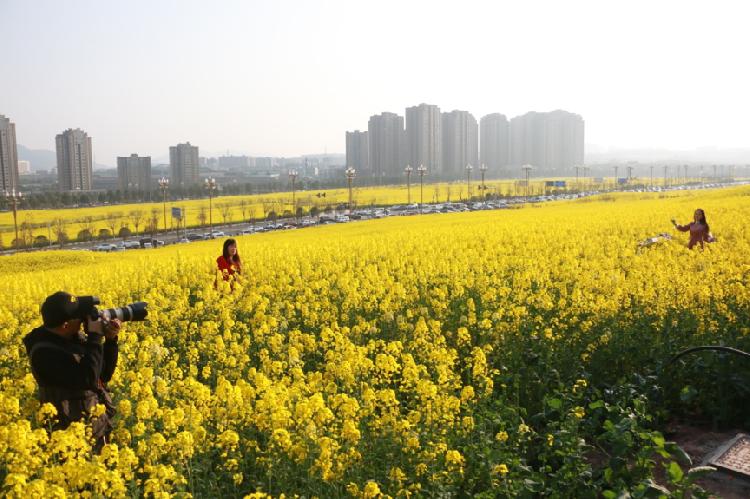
<box><xmin>0</xmin><ymin>181</ymin><xmax>568</xmax><ymax>250</ymax></box>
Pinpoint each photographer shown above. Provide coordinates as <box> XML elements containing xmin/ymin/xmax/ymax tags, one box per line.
<box><xmin>23</xmin><ymin>291</ymin><xmax>121</xmax><ymax>450</ymax></box>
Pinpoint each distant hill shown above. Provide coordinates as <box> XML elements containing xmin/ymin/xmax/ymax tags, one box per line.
<box><xmin>17</xmin><ymin>144</ymin><xmax>56</xmax><ymax>171</ymax></box>
<box><xmin>17</xmin><ymin>144</ymin><xmax>111</xmax><ymax>170</ymax></box>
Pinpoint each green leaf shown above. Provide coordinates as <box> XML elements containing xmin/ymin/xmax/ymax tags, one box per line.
<box><xmin>589</xmin><ymin>400</ymin><xmax>605</xmax><ymax>410</ymax></box>
<box><xmin>667</xmin><ymin>461</ymin><xmax>684</xmax><ymax>482</ymax></box>
<box><xmin>665</xmin><ymin>441</ymin><xmax>692</xmax><ymax>467</ymax></box>
<box><xmin>651</xmin><ymin>433</ymin><xmax>665</xmax><ymax>448</ymax></box>
<box><xmin>679</xmin><ymin>385</ymin><xmax>697</xmax><ymax>403</ymax></box>
<box><xmin>547</xmin><ymin>397</ymin><xmax>562</xmax><ymax>410</ymax></box>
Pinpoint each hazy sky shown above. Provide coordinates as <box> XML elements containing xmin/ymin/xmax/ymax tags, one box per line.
<box><xmin>2</xmin><ymin>0</ymin><xmax>749</xmax><ymax>163</ymax></box>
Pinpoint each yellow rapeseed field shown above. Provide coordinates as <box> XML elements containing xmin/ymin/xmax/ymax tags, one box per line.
<box><xmin>0</xmin><ymin>176</ymin><xmax>686</xmax><ymax>245</ymax></box>
<box><xmin>0</xmin><ymin>186</ymin><xmax>748</xmax><ymax>497</ymax></box>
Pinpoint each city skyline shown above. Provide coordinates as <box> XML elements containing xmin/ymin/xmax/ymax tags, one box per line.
<box><xmin>3</xmin><ymin>0</ymin><xmax>750</xmax><ymax>163</ymax></box>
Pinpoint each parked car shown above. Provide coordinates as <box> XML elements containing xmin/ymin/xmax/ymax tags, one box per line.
<box><xmin>93</xmin><ymin>243</ymin><xmax>117</xmax><ymax>252</ymax></box>
<box><xmin>186</xmin><ymin>233</ymin><xmax>203</xmax><ymax>241</ymax></box>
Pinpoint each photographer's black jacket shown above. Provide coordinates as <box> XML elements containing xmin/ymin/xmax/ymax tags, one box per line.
<box><xmin>23</xmin><ymin>326</ymin><xmax>118</xmax><ymax>390</ymax></box>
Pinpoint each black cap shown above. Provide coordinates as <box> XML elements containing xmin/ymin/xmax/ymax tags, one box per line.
<box><xmin>41</xmin><ymin>291</ymin><xmax>82</xmax><ymax>327</ymax></box>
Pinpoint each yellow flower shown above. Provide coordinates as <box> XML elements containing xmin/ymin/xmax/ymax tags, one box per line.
<box><xmin>363</xmin><ymin>480</ymin><xmax>382</xmax><ymax>498</ymax></box>
<box><xmin>445</xmin><ymin>449</ymin><xmax>465</xmax><ymax>472</ymax></box>
<box><xmin>493</xmin><ymin>463</ymin><xmax>509</xmax><ymax>475</ymax></box>
<box><xmin>495</xmin><ymin>430</ymin><xmax>509</xmax><ymax>442</ymax></box>
<box><xmin>36</xmin><ymin>402</ymin><xmax>57</xmax><ymax>423</ymax></box>
<box><xmin>460</xmin><ymin>386</ymin><xmax>475</xmax><ymax>402</ymax></box>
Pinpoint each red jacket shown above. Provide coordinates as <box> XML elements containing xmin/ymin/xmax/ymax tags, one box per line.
<box><xmin>217</xmin><ymin>255</ymin><xmax>241</xmax><ymax>280</ymax></box>
<box><xmin>676</xmin><ymin>222</ymin><xmax>711</xmax><ymax>249</ymax></box>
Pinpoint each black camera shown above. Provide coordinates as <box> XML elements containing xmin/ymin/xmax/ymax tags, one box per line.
<box><xmin>77</xmin><ymin>296</ymin><xmax>148</xmax><ymax>323</ymax></box>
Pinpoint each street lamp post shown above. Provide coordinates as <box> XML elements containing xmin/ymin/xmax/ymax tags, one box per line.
<box><xmin>345</xmin><ymin>167</ymin><xmax>356</xmax><ymax>214</ymax></box>
<box><xmin>205</xmin><ymin>177</ymin><xmax>217</xmax><ymax>232</ymax></box>
<box><xmin>574</xmin><ymin>165</ymin><xmax>583</xmax><ymax>189</ymax></box>
<box><xmin>650</xmin><ymin>165</ymin><xmax>654</xmax><ymax>187</ymax></box>
<box><xmin>663</xmin><ymin>165</ymin><xmax>668</xmax><ymax>188</ymax></box>
<box><xmin>522</xmin><ymin>164</ymin><xmax>533</xmax><ymax>199</ymax></box>
<box><xmin>288</xmin><ymin>169</ymin><xmax>298</xmax><ymax>220</ymax></box>
<box><xmin>404</xmin><ymin>165</ymin><xmax>413</xmax><ymax>205</ymax></box>
<box><xmin>465</xmin><ymin>164</ymin><xmax>473</xmax><ymax>201</ymax></box>
<box><xmin>4</xmin><ymin>189</ymin><xmax>22</xmax><ymax>249</ymax></box>
<box><xmin>479</xmin><ymin>164</ymin><xmax>487</xmax><ymax>200</ymax></box>
<box><xmin>417</xmin><ymin>164</ymin><xmax>427</xmax><ymax>213</ymax></box>
<box><xmin>158</xmin><ymin>177</ymin><xmax>169</xmax><ymax>233</ymax></box>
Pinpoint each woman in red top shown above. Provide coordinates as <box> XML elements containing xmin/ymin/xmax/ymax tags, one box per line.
<box><xmin>672</xmin><ymin>208</ymin><xmax>713</xmax><ymax>249</ymax></box>
<box><xmin>217</xmin><ymin>238</ymin><xmax>242</xmax><ymax>281</ymax></box>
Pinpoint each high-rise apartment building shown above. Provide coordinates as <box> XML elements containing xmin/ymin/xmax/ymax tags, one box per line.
<box><xmin>117</xmin><ymin>154</ymin><xmax>152</xmax><ymax>191</ymax></box>
<box><xmin>367</xmin><ymin>112</ymin><xmax>405</xmax><ymax>177</ymax></box>
<box><xmin>219</xmin><ymin>156</ymin><xmax>251</xmax><ymax>168</ymax></box>
<box><xmin>17</xmin><ymin>160</ymin><xmax>31</xmax><ymax>175</ymax></box>
<box><xmin>169</xmin><ymin>142</ymin><xmax>200</xmax><ymax>187</ymax></box>
<box><xmin>543</xmin><ymin>110</ymin><xmax>585</xmax><ymax>174</ymax></box>
<box><xmin>441</xmin><ymin>110</ymin><xmax>478</xmax><ymax>178</ymax></box>
<box><xmin>345</xmin><ymin>130</ymin><xmax>369</xmax><ymax>173</ymax></box>
<box><xmin>480</xmin><ymin>113</ymin><xmax>510</xmax><ymax>176</ymax></box>
<box><xmin>510</xmin><ymin>110</ymin><xmax>584</xmax><ymax>175</ymax></box>
<box><xmin>0</xmin><ymin>115</ymin><xmax>19</xmax><ymax>193</ymax></box>
<box><xmin>406</xmin><ymin>103</ymin><xmax>441</xmax><ymax>175</ymax></box>
<box><xmin>56</xmin><ymin>128</ymin><xmax>93</xmax><ymax>191</ymax></box>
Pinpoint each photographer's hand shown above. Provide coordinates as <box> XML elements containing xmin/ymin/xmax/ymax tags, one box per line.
<box><xmin>104</xmin><ymin>319</ymin><xmax>122</xmax><ymax>341</ymax></box>
<box><xmin>87</xmin><ymin>317</ymin><xmax>104</xmax><ymax>335</ymax></box>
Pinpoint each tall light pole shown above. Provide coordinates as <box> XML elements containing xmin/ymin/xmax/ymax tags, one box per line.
<box><xmin>417</xmin><ymin>164</ymin><xmax>427</xmax><ymax>213</ymax></box>
<box><xmin>650</xmin><ymin>165</ymin><xmax>654</xmax><ymax>187</ymax></box>
<box><xmin>683</xmin><ymin>164</ymin><xmax>688</xmax><ymax>183</ymax></box>
<box><xmin>663</xmin><ymin>165</ymin><xmax>668</xmax><ymax>188</ymax></box>
<box><xmin>404</xmin><ymin>165</ymin><xmax>413</xmax><ymax>204</ymax></box>
<box><xmin>158</xmin><ymin>177</ymin><xmax>169</xmax><ymax>233</ymax></box>
<box><xmin>522</xmin><ymin>164</ymin><xmax>533</xmax><ymax>199</ymax></box>
<box><xmin>626</xmin><ymin>166</ymin><xmax>634</xmax><ymax>183</ymax></box>
<box><xmin>479</xmin><ymin>164</ymin><xmax>488</xmax><ymax>200</ymax></box>
<box><xmin>574</xmin><ymin>165</ymin><xmax>583</xmax><ymax>189</ymax></box>
<box><xmin>288</xmin><ymin>169</ymin><xmax>298</xmax><ymax>220</ymax></box>
<box><xmin>205</xmin><ymin>177</ymin><xmax>217</xmax><ymax>232</ymax></box>
<box><xmin>345</xmin><ymin>167</ymin><xmax>356</xmax><ymax>214</ymax></box>
<box><xmin>4</xmin><ymin>189</ymin><xmax>22</xmax><ymax>249</ymax></box>
<box><xmin>465</xmin><ymin>164</ymin><xmax>473</xmax><ymax>201</ymax></box>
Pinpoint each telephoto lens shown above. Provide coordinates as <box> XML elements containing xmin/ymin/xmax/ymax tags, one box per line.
<box><xmin>99</xmin><ymin>302</ymin><xmax>148</xmax><ymax>322</ymax></box>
